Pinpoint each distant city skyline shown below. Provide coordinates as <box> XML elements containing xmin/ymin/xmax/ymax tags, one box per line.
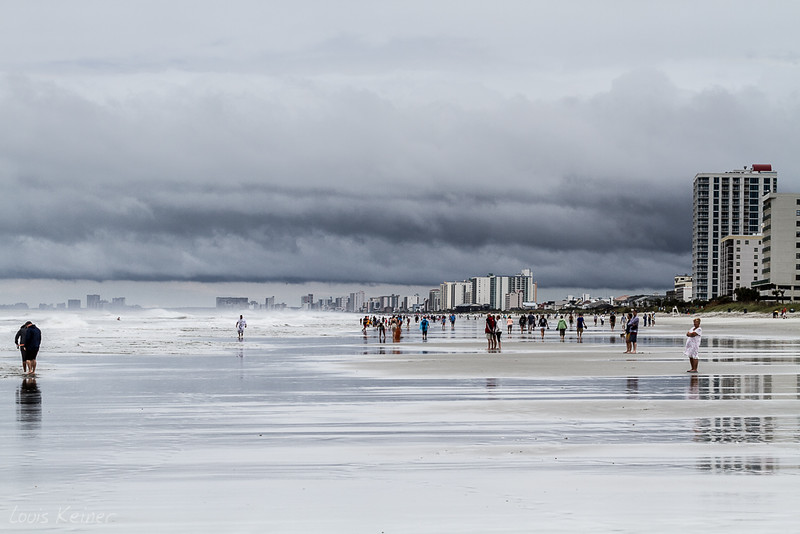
<box><xmin>0</xmin><ymin>279</ymin><xmax>668</xmax><ymax>311</ymax></box>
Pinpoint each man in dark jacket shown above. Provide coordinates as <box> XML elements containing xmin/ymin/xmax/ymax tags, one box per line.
<box><xmin>14</xmin><ymin>321</ymin><xmax>31</xmax><ymax>373</ymax></box>
<box><xmin>19</xmin><ymin>322</ymin><xmax>41</xmax><ymax>375</ymax></box>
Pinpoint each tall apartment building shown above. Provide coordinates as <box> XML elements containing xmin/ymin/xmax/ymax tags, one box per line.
<box><xmin>86</xmin><ymin>294</ymin><xmax>101</xmax><ymax>309</ymax></box>
<box><xmin>754</xmin><ymin>193</ymin><xmax>800</xmax><ymax>302</ymax></box>
<box><xmin>692</xmin><ymin>165</ymin><xmax>777</xmax><ymax>301</ymax></box>
<box><xmin>427</xmin><ymin>288</ymin><xmax>441</xmax><ymax>312</ymax></box>
<box><xmin>440</xmin><ymin>281</ymin><xmax>471</xmax><ymax>310</ymax></box>
<box><xmin>216</xmin><ymin>297</ymin><xmax>249</xmax><ymax>309</ymax></box>
<box><xmin>471</xmin><ymin>276</ymin><xmax>492</xmax><ymax>307</ymax></box>
<box><xmin>347</xmin><ymin>291</ymin><xmax>365</xmax><ymax>313</ymax></box>
<box><xmin>719</xmin><ymin>236</ymin><xmax>762</xmax><ymax>299</ymax></box>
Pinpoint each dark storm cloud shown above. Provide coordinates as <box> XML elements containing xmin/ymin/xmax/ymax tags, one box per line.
<box><xmin>1</xmin><ymin>1</ymin><xmax>799</xmax><ymax>293</ymax></box>
<box><xmin>0</xmin><ymin>70</ymin><xmax>791</xmax><ymax>289</ymax></box>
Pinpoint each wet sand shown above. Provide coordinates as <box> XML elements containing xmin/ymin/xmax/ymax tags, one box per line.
<box><xmin>1</xmin><ymin>313</ymin><xmax>799</xmax><ymax>532</ymax></box>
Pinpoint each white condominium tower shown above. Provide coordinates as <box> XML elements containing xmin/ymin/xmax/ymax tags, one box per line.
<box><xmin>692</xmin><ymin>164</ymin><xmax>777</xmax><ymax>301</ymax></box>
<box><xmin>754</xmin><ymin>193</ymin><xmax>800</xmax><ymax>302</ymax></box>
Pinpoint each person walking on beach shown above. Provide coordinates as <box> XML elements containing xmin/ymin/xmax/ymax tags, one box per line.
<box><xmin>18</xmin><ymin>321</ymin><xmax>41</xmax><ymax>375</ymax></box>
<box><xmin>576</xmin><ymin>313</ymin><xmax>586</xmax><ymax>342</ymax></box>
<box><xmin>506</xmin><ymin>316</ymin><xmax>513</xmax><ymax>335</ymax></box>
<box><xmin>485</xmin><ymin>314</ymin><xmax>497</xmax><ymax>350</ymax></box>
<box><xmin>420</xmin><ymin>317</ymin><xmax>429</xmax><ymax>341</ymax></box>
<box><xmin>494</xmin><ymin>317</ymin><xmax>503</xmax><ymax>350</ymax></box>
<box><xmin>15</xmin><ymin>321</ymin><xmax>31</xmax><ymax>374</ymax></box>
<box><xmin>623</xmin><ymin>312</ymin><xmax>633</xmax><ymax>353</ymax></box>
<box><xmin>626</xmin><ymin>310</ymin><xmax>639</xmax><ymax>354</ymax></box>
<box><xmin>538</xmin><ymin>315</ymin><xmax>548</xmax><ymax>340</ymax></box>
<box><xmin>684</xmin><ymin>318</ymin><xmax>702</xmax><ymax>372</ymax></box>
<box><xmin>609</xmin><ymin>312</ymin><xmax>616</xmax><ymax>332</ymax></box>
<box><xmin>556</xmin><ymin>316</ymin><xmax>567</xmax><ymax>341</ymax></box>
<box><xmin>236</xmin><ymin>315</ymin><xmax>247</xmax><ymax>339</ymax></box>
<box><xmin>377</xmin><ymin>320</ymin><xmax>386</xmax><ymax>342</ymax></box>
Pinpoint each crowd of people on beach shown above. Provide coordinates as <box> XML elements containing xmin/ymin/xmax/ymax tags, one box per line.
<box><xmin>356</xmin><ymin>310</ymin><xmax>703</xmax><ymax>372</ymax></box>
<box><xmin>356</xmin><ymin>310</ymin><xmax>662</xmax><ymax>348</ymax></box>
<box><xmin>6</xmin><ymin>311</ymin><xmax>704</xmax><ymax>377</ymax></box>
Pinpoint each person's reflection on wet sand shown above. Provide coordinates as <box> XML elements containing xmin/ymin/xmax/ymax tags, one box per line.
<box><xmin>16</xmin><ymin>377</ymin><xmax>41</xmax><ymax>429</ymax></box>
<box><xmin>626</xmin><ymin>377</ymin><xmax>639</xmax><ymax>397</ymax></box>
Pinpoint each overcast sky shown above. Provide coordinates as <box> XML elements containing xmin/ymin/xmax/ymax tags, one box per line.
<box><xmin>1</xmin><ymin>1</ymin><xmax>799</xmax><ymax>307</ymax></box>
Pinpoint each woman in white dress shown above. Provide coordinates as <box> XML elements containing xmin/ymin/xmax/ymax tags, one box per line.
<box><xmin>684</xmin><ymin>318</ymin><xmax>702</xmax><ymax>373</ymax></box>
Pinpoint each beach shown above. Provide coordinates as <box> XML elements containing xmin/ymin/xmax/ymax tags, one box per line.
<box><xmin>1</xmin><ymin>310</ymin><xmax>799</xmax><ymax>532</ymax></box>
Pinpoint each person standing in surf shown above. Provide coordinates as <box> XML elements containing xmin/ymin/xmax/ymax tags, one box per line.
<box><xmin>236</xmin><ymin>315</ymin><xmax>247</xmax><ymax>340</ymax></box>
<box><xmin>15</xmin><ymin>321</ymin><xmax>31</xmax><ymax>373</ymax></box>
<box><xmin>19</xmin><ymin>321</ymin><xmax>41</xmax><ymax>375</ymax></box>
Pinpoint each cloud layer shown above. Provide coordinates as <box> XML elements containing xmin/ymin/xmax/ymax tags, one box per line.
<box><xmin>1</xmin><ymin>2</ymin><xmax>799</xmax><ymax>293</ymax></box>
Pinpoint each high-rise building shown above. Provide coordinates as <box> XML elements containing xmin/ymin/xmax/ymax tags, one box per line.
<box><xmin>719</xmin><ymin>235</ymin><xmax>762</xmax><ymax>299</ymax></box>
<box><xmin>692</xmin><ymin>165</ymin><xmax>777</xmax><ymax>301</ymax></box>
<box><xmin>347</xmin><ymin>291</ymin><xmax>365</xmax><ymax>313</ymax></box>
<box><xmin>216</xmin><ymin>297</ymin><xmax>249</xmax><ymax>309</ymax></box>
<box><xmin>470</xmin><ymin>276</ymin><xmax>492</xmax><ymax>307</ymax></box>
<box><xmin>753</xmin><ymin>193</ymin><xmax>800</xmax><ymax>302</ymax></box>
<box><xmin>427</xmin><ymin>288</ymin><xmax>440</xmax><ymax>312</ymax></box>
<box><xmin>86</xmin><ymin>294</ymin><xmax>101</xmax><ymax>309</ymax></box>
<box><xmin>439</xmin><ymin>281</ymin><xmax>470</xmax><ymax>310</ymax></box>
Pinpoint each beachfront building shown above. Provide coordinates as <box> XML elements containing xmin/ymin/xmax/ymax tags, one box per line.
<box><xmin>673</xmin><ymin>275</ymin><xmax>693</xmax><ymax>302</ymax></box>
<box><xmin>216</xmin><ymin>297</ymin><xmax>249</xmax><ymax>309</ymax></box>
<box><xmin>753</xmin><ymin>193</ymin><xmax>800</xmax><ymax>302</ymax></box>
<box><xmin>719</xmin><ymin>236</ymin><xmax>762</xmax><ymax>300</ymax></box>
<box><xmin>505</xmin><ymin>290</ymin><xmax>524</xmax><ymax>310</ymax></box>
<box><xmin>440</xmin><ymin>281</ymin><xmax>471</xmax><ymax>310</ymax></box>
<box><xmin>86</xmin><ymin>294</ymin><xmax>101</xmax><ymax>309</ymax></box>
<box><xmin>347</xmin><ymin>291</ymin><xmax>365</xmax><ymax>313</ymax></box>
<box><xmin>692</xmin><ymin>164</ymin><xmax>777</xmax><ymax>301</ymax></box>
<box><xmin>433</xmin><ymin>269</ymin><xmax>536</xmax><ymax>311</ymax></box>
<box><xmin>427</xmin><ymin>288</ymin><xmax>441</xmax><ymax>312</ymax></box>
<box><xmin>470</xmin><ymin>276</ymin><xmax>492</xmax><ymax>307</ymax></box>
